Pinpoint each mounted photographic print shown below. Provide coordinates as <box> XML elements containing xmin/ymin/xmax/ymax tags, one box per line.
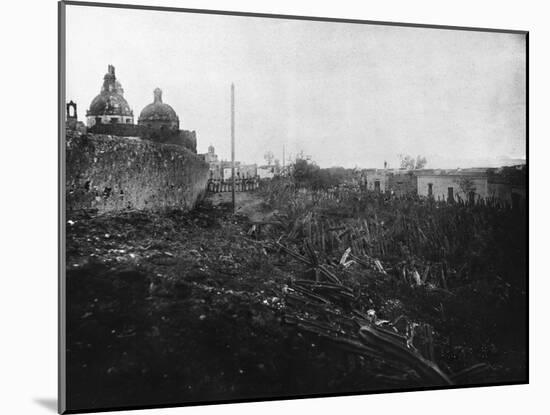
<box><xmin>59</xmin><ymin>1</ymin><xmax>528</xmax><ymax>413</ymax></box>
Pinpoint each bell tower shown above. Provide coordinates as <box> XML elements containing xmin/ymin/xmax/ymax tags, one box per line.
<box><xmin>66</xmin><ymin>101</ymin><xmax>78</xmax><ymax>130</ymax></box>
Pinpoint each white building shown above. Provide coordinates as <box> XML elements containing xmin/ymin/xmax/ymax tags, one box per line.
<box><xmin>416</xmin><ymin>169</ymin><xmax>489</xmax><ymax>202</ymax></box>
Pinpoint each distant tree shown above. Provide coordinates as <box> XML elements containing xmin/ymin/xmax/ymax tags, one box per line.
<box><xmin>292</xmin><ymin>158</ymin><xmax>317</xmax><ymax>183</ymax></box>
<box><xmin>458</xmin><ymin>177</ymin><xmax>476</xmax><ymax>202</ymax></box>
<box><xmin>399</xmin><ymin>154</ymin><xmax>427</xmax><ymax>170</ymax></box>
<box><xmin>290</xmin><ymin>157</ymin><xmax>350</xmax><ymax>190</ymax></box>
<box><xmin>415</xmin><ymin>155</ymin><xmax>427</xmax><ymax>169</ymax></box>
<box><xmin>398</xmin><ymin>154</ymin><xmax>414</xmax><ymax>169</ymax></box>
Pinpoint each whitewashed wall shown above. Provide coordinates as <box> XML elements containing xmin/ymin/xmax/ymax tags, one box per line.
<box><xmin>417</xmin><ymin>175</ymin><xmax>488</xmax><ymax>201</ymax></box>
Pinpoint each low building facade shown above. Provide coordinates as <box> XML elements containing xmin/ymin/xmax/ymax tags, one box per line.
<box><xmin>364</xmin><ymin>169</ymin><xmax>388</xmax><ymax>192</ymax></box>
<box><xmin>416</xmin><ymin>169</ymin><xmax>489</xmax><ymax>202</ymax></box>
<box><xmin>387</xmin><ymin>170</ymin><xmax>418</xmax><ymax>196</ymax></box>
<box><xmin>487</xmin><ymin>165</ymin><xmax>527</xmax><ymax>207</ymax></box>
<box><xmin>364</xmin><ymin>165</ymin><xmax>525</xmax><ymax>205</ymax></box>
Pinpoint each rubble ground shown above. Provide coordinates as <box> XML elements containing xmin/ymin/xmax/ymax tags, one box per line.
<box><xmin>66</xmin><ymin>188</ymin><xmax>527</xmax><ymax>410</ymax></box>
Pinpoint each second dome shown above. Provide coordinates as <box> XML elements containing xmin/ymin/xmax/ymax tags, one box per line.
<box><xmin>138</xmin><ymin>88</ymin><xmax>180</xmax><ymax>131</ymax></box>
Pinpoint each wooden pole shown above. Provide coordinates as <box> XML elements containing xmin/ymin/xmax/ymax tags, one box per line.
<box><xmin>231</xmin><ymin>83</ymin><xmax>235</xmax><ymax>213</ymax></box>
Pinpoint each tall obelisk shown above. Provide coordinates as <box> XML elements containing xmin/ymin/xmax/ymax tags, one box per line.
<box><xmin>231</xmin><ymin>83</ymin><xmax>235</xmax><ymax>212</ymax></box>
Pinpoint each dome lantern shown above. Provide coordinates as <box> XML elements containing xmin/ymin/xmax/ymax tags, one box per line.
<box><xmin>153</xmin><ymin>88</ymin><xmax>163</xmax><ymax>103</ymax></box>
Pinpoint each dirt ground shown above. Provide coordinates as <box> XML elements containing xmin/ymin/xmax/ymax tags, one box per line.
<box><xmin>209</xmin><ymin>191</ymin><xmax>279</xmax><ymax>221</ymax></box>
<box><xmin>66</xmin><ymin>193</ymin><xmax>376</xmax><ymax>410</ymax></box>
<box><xmin>65</xmin><ymin>191</ymin><xmax>526</xmax><ymax>411</ymax></box>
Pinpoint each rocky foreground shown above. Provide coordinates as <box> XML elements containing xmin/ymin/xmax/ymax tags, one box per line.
<box><xmin>65</xmin><ymin>189</ymin><xmax>526</xmax><ymax>411</ymax></box>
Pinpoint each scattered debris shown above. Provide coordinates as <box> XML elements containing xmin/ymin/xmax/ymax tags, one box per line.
<box><xmin>65</xmin><ymin>183</ymin><xmax>526</xmax><ymax>407</ymax></box>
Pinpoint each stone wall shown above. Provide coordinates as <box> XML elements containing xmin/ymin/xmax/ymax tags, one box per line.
<box><xmin>88</xmin><ymin>124</ymin><xmax>198</xmax><ymax>153</ymax></box>
<box><xmin>87</xmin><ymin>123</ymin><xmax>146</xmax><ymax>138</ymax></box>
<box><xmin>66</xmin><ymin>132</ymin><xmax>209</xmax><ymax>213</ymax></box>
<box><xmin>387</xmin><ymin>171</ymin><xmax>417</xmax><ymax>196</ymax></box>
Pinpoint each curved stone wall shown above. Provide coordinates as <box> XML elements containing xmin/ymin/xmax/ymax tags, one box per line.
<box><xmin>66</xmin><ymin>132</ymin><xmax>209</xmax><ymax>213</ymax></box>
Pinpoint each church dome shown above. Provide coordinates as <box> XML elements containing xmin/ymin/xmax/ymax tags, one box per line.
<box><xmin>87</xmin><ymin>65</ymin><xmax>133</xmax><ymax>118</ymax></box>
<box><xmin>88</xmin><ymin>93</ymin><xmax>133</xmax><ymax>117</ymax></box>
<box><xmin>138</xmin><ymin>88</ymin><xmax>179</xmax><ymax>126</ymax></box>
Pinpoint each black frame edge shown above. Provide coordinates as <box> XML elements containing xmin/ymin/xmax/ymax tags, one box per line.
<box><xmin>62</xmin><ymin>381</ymin><xmax>529</xmax><ymax>414</ymax></box>
<box><xmin>58</xmin><ymin>1</ymin><xmax>67</xmax><ymax>414</ymax></box>
<box><xmin>62</xmin><ymin>0</ymin><xmax>527</xmax><ymax>35</ymax></box>
<box><xmin>525</xmin><ymin>30</ymin><xmax>530</xmax><ymax>385</ymax></box>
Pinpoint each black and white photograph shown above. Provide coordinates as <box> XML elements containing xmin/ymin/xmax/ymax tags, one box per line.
<box><xmin>59</xmin><ymin>1</ymin><xmax>527</xmax><ymax>413</ymax></box>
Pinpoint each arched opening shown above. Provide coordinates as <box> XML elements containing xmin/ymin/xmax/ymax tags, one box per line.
<box><xmin>66</xmin><ymin>101</ymin><xmax>77</xmax><ymax>119</ymax></box>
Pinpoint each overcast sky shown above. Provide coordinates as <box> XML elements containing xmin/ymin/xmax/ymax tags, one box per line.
<box><xmin>65</xmin><ymin>5</ymin><xmax>526</xmax><ymax>169</ymax></box>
